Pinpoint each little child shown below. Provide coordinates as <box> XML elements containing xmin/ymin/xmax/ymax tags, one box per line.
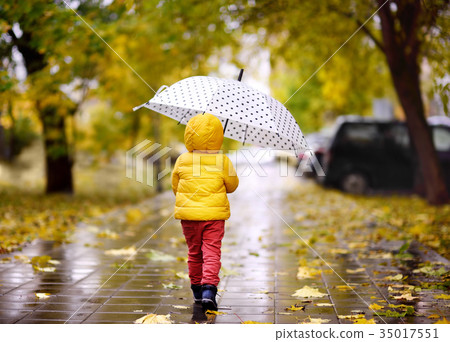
<box><xmin>172</xmin><ymin>113</ymin><xmax>239</xmax><ymax>310</ymax></box>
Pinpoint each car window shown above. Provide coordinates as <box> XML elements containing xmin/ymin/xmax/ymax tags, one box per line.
<box><xmin>384</xmin><ymin>124</ymin><xmax>410</xmax><ymax>149</ymax></box>
<box><xmin>432</xmin><ymin>126</ymin><xmax>450</xmax><ymax>152</ymax></box>
<box><xmin>338</xmin><ymin>124</ymin><xmax>379</xmax><ymax>146</ymax></box>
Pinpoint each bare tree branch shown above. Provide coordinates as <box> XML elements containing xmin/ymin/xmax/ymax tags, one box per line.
<box><xmin>327</xmin><ymin>5</ymin><xmax>385</xmax><ymax>53</ymax></box>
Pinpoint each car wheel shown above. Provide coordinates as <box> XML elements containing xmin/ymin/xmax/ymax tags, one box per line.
<box><xmin>340</xmin><ymin>172</ymin><xmax>369</xmax><ymax>194</ymax></box>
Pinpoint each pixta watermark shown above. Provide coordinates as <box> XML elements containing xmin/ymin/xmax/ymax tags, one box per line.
<box><xmin>126</xmin><ymin>140</ymin><xmax>325</xmax><ymax>187</ymax></box>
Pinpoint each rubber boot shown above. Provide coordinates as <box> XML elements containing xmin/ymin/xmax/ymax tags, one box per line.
<box><xmin>201</xmin><ymin>284</ymin><xmax>218</xmax><ymax>311</ymax></box>
<box><xmin>191</xmin><ymin>284</ymin><xmax>202</xmax><ymax>303</ymax></box>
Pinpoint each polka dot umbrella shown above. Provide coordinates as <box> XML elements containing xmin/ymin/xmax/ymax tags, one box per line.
<box><xmin>133</xmin><ymin>71</ymin><xmax>309</xmax><ymax>154</ymax></box>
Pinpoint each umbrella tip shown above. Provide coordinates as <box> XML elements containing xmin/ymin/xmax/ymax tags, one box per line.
<box><xmin>238</xmin><ymin>69</ymin><xmax>244</xmax><ymax>82</ymax></box>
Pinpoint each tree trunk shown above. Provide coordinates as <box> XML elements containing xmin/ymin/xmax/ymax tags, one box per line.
<box><xmin>390</xmin><ymin>63</ymin><xmax>448</xmax><ymax>204</ymax></box>
<box><xmin>14</xmin><ymin>30</ymin><xmax>73</xmax><ymax>194</ymax></box>
<box><xmin>39</xmin><ymin>103</ymin><xmax>74</xmax><ymax>194</ymax></box>
<box><xmin>6</xmin><ymin>98</ymin><xmax>14</xmax><ymax>161</ymax></box>
<box><xmin>377</xmin><ymin>0</ymin><xmax>449</xmax><ymax>205</ymax></box>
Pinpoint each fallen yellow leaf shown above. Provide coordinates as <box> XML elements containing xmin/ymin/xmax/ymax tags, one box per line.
<box><xmin>315</xmin><ymin>303</ymin><xmax>334</xmax><ymax>307</ymax></box>
<box><xmin>292</xmin><ymin>286</ymin><xmax>327</xmax><ymax>298</ymax></box>
<box><xmin>369</xmin><ymin>303</ymin><xmax>384</xmax><ymax>311</ymax></box>
<box><xmin>34</xmin><ymin>266</ymin><xmax>56</xmax><ymax>273</ymax></box>
<box><xmin>175</xmin><ymin>272</ymin><xmax>189</xmax><ymax>280</ymax></box>
<box><xmin>35</xmin><ymin>292</ymin><xmax>51</xmax><ymax>299</ymax></box>
<box><xmin>205</xmin><ymin>310</ymin><xmax>226</xmax><ymax>315</ymax></box>
<box><xmin>302</xmin><ymin>317</ymin><xmax>330</xmax><ymax>324</ymax></box>
<box><xmin>241</xmin><ymin>321</ymin><xmax>272</xmax><ymax>324</ymax></box>
<box><xmin>285</xmin><ymin>305</ymin><xmax>305</xmax><ymax>312</ymax></box>
<box><xmin>434</xmin><ymin>294</ymin><xmax>450</xmax><ymax>300</ymax></box>
<box><xmin>383</xmin><ymin>274</ymin><xmax>403</xmax><ymax>281</ymax></box>
<box><xmin>354</xmin><ymin>318</ymin><xmax>376</xmax><ymax>324</ymax></box>
<box><xmin>336</xmin><ymin>285</ymin><xmax>355</xmax><ymax>291</ymax></box>
<box><xmin>296</xmin><ymin>266</ymin><xmax>321</xmax><ymax>279</ymax></box>
<box><xmin>14</xmin><ymin>255</ymin><xmax>30</xmax><ymax>263</ymax></box>
<box><xmin>96</xmin><ymin>229</ymin><xmax>119</xmax><ymax>239</ymax></box>
<box><xmin>104</xmin><ymin>246</ymin><xmax>136</xmax><ymax>256</ymax></box>
<box><xmin>338</xmin><ymin>314</ymin><xmax>365</xmax><ymax>320</ymax></box>
<box><xmin>126</xmin><ymin>208</ymin><xmax>143</xmax><ymax>224</ymax></box>
<box><xmin>134</xmin><ymin>314</ymin><xmax>172</xmax><ymax>324</ymax></box>
<box><xmin>346</xmin><ymin>268</ymin><xmax>365</xmax><ymax>274</ymax></box>
<box><xmin>392</xmin><ymin>292</ymin><xmax>418</xmax><ymax>301</ymax></box>
<box><xmin>434</xmin><ymin>317</ymin><xmax>450</xmax><ymax>324</ymax></box>
<box><xmin>329</xmin><ymin>248</ymin><xmax>349</xmax><ymax>254</ymax></box>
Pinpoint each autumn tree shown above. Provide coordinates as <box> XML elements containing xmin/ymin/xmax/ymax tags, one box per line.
<box><xmin>374</xmin><ymin>0</ymin><xmax>449</xmax><ymax>205</ymax></box>
<box><xmin>231</xmin><ymin>0</ymin><xmax>449</xmax><ymax>204</ymax></box>
<box><xmin>0</xmin><ymin>1</ymin><xmax>112</xmax><ymax>193</ymax></box>
<box><xmin>94</xmin><ymin>0</ymin><xmax>235</xmax><ymax>191</ymax></box>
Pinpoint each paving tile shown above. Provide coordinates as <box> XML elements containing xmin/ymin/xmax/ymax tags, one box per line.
<box><xmin>60</xmin><ymin>289</ymin><xmax>116</xmax><ymax>297</ymax></box>
<box><xmin>215</xmin><ymin>314</ymin><xmax>274</xmax><ymax>324</ymax></box>
<box><xmin>106</xmin><ymin>297</ymin><xmax>162</xmax><ymax>305</ymax></box>
<box><xmin>226</xmin><ymin>306</ymin><xmax>275</xmax><ymax>315</ymax></box>
<box><xmin>168</xmin><ymin>313</ymin><xmax>197</xmax><ymax>323</ymax></box>
<box><xmin>37</xmin><ymin>303</ymin><xmax>101</xmax><ymax>313</ymax></box>
<box><xmin>0</xmin><ymin>294</ymin><xmax>41</xmax><ymax>303</ymax></box>
<box><xmin>47</xmin><ymin>295</ymin><xmax>109</xmax><ymax>304</ymax></box>
<box><xmin>218</xmin><ymin>298</ymin><xmax>275</xmax><ymax>307</ymax></box>
<box><xmin>96</xmin><ymin>304</ymin><xmax>158</xmax><ymax>313</ymax></box>
<box><xmin>0</xmin><ymin>310</ymin><xmax>31</xmax><ymax>322</ymax></box>
<box><xmin>83</xmin><ymin>312</ymin><xmax>145</xmax><ymax>323</ymax></box>
<box><xmin>24</xmin><ymin>310</ymin><xmax>90</xmax><ymax>321</ymax></box>
<box><xmin>0</xmin><ymin>302</ymin><xmax>43</xmax><ymax>311</ymax></box>
<box><xmin>113</xmin><ymin>290</ymin><xmax>168</xmax><ymax>297</ymax></box>
<box><xmin>16</xmin><ymin>319</ymin><xmax>83</xmax><ymax>324</ymax></box>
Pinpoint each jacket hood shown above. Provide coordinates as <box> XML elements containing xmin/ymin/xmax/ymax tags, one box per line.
<box><xmin>184</xmin><ymin>113</ymin><xmax>224</xmax><ymax>152</ymax></box>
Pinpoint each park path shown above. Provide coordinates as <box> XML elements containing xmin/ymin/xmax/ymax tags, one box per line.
<box><xmin>0</xmin><ymin>159</ymin><xmax>449</xmax><ymax>324</ymax></box>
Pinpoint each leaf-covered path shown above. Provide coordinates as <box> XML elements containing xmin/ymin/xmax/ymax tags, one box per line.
<box><xmin>0</xmin><ymin>162</ymin><xmax>449</xmax><ymax>324</ymax></box>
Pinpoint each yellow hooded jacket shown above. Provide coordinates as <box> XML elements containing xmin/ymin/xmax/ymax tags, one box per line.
<box><xmin>172</xmin><ymin>113</ymin><xmax>239</xmax><ymax>221</ymax></box>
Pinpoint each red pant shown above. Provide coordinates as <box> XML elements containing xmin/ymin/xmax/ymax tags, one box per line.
<box><xmin>181</xmin><ymin>220</ymin><xmax>225</xmax><ymax>287</ymax></box>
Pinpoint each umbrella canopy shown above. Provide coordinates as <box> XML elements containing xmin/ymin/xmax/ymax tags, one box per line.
<box><xmin>133</xmin><ymin>75</ymin><xmax>309</xmax><ymax>154</ymax></box>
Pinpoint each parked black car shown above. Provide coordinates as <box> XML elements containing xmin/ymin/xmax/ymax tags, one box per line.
<box><xmin>320</xmin><ymin>116</ymin><xmax>450</xmax><ymax>194</ymax></box>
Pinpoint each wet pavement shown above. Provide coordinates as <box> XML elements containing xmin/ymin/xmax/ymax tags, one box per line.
<box><xmin>0</xmin><ymin>161</ymin><xmax>449</xmax><ymax>324</ymax></box>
